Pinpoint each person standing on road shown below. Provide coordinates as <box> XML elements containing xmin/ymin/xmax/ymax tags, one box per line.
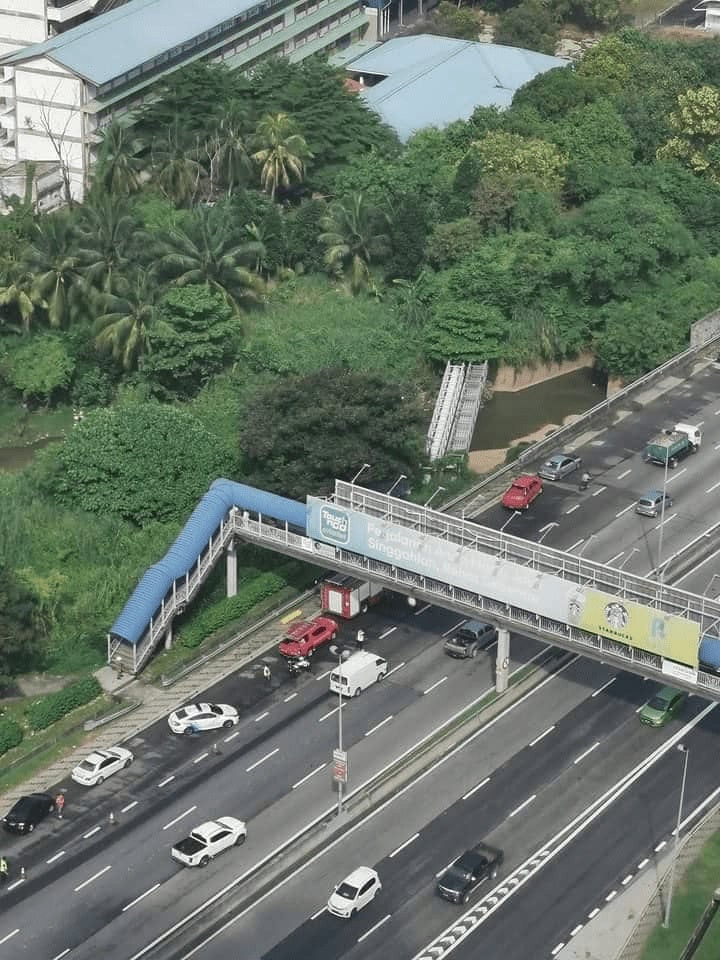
<box><xmin>55</xmin><ymin>793</ymin><xmax>65</xmax><ymax>819</ymax></box>
<box><xmin>262</xmin><ymin>664</ymin><xmax>272</xmax><ymax>686</ymax></box>
<box><xmin>0</xmin><ymin>855</ymin><xmax>8</xmax><ymax>882</ymax></box>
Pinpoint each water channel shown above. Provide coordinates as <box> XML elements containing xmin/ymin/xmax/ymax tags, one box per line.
<box><xmin>0</xmin><ymin>436</ymin><xmax>62</xmax><ymax>471</ymax></box>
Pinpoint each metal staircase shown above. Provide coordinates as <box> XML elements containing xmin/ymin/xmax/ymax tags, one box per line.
<box><xmin>426</xmin><ymin>362</ymin><xmax>465</xmax><ymax>460</ymax></box>
<box><xmin>449</xmin><ymin>362</ymin><xmax>488</xmax><ymax>453</ymax></box>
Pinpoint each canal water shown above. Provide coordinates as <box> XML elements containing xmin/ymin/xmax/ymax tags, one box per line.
<box><xmin>471</xmin><ymin>367</ymin><xmax>604</xmax><ymax>451</ymax></box>
<box><xmin>0</xmin><ymin>436</ymin><xmax>62</xmax><ymax>471</ymax></box>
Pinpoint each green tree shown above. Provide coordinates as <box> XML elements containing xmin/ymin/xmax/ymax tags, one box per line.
<box><xmin>426</xmin><ymin>1</ymin><xmax>483</xmax><ymax>40</ymax></box>
<box><xmin>0</xmin><ymin>565</ymin><xmax>47</xmax><ymax>680</ymax></box>
<box><xmin>657</xmin><ymin>85</ymin><xmax>720</xmax><ymax>181</ymax></box>
<box><xmin>494</xmin><ymin>0</ymin><xmax>561</xmax><ymax>56</ymax></box>
<box><xmin>252</xmin><ymin>112</ymin><xmax>312</xmax><ymax>200</ymax></box>
<box><xmin>158</xmin><ymin>206</ymin><xmax>264</xmax><ymax>313</ymax></box>
<box><xmin>150</xmin><ymin>122</ymin><xmax>204</xmax><ymax>206</ymax></box>
<box><xmin>319</xmin><ymin>193</ymin><xmax>390</xmax><ymax>293</ymax></box>
<box><xmin>385</xmin><ymin>194</ymin><xmax>430</xmax><ymax>280</ymax></box>
<box><xmin>285</xmin><ymin>199</ymin><xmax>327</xmax><ymax>272</ymax></box>
<box><xmin>208</xmin><ymin>101</ymin><xmax>252</xmax><ymax>197</ymax></box>
<box><xmin>26</xmin><ymin>216</ymin><xmax>81</xmax><ymax>328</ymax></box>
<box><xmin>75</xmin><ymin>195</ymin><xmax>137</xmax><ymax>294</ymax></box>
<box><xmin>0</xmin><ymin>266</ymin><xmax>45</xmax><ymax>333</ymax></box>
<box><xmin>239</xmin><ymin>368</ymin><xmax>424</xmax><ymax>499</ymax></box>
<box><xmin>95</xmin><ymin>118</ymin><xmax>144</xmax><ymax>196</ymax></box>
<box><xmin>141</xmin><ymin>285</ymin><xmax>239</xmax><ymax>397</ymax></box>
<box><xmin>425</xmin><ymin>218</ymin><xmax>486</xmax><ymax>269</ymax></box>
<box><xmin>49</xmin><ymin>401</ymin><xmax>236</xmax><ymax>525</ymax></box>
<box><xmin>93</xmin><ymin>268</ymin><xmax>166</xmax><ymax>371</ymax></box>
<box><xmin>468</xmin><ymin>130</ymin><xmax>567</xmax><ymax>193</ymax></box>
<box><xmin>0</xmin><ymin>332</ymin><xmax>75</xmax><ymax>404</ymax></box>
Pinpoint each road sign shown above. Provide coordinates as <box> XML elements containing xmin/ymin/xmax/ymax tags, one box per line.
<box><xmin>332</xmin><ymin>748</ymin><xmax>348</xmax><ymax>784</ymax></box>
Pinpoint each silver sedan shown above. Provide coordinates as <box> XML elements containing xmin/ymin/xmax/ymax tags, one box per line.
<box><xmin>538</xmin><ymin>453</ymin><xmax>582</xmax><ymax>481</ymax></box>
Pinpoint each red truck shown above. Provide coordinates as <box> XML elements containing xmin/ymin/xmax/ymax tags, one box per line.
<box><xmin>278</xmin><ymin>616</ymin><xmax>339</xmax><ymax>658</ymax></box>
<box><xmin>320</xmin><ymin>575</ymin><xmax>384</xmax><ymax>620</ymax></box>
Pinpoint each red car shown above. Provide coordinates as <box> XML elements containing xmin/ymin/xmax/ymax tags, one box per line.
<box><xmin>278</xmin><ymin>616</ymin><xmax>339</xmax><ymax>658</ymax></box>
<box><xmin>501</xmin><ymin>474</ymin><xmax>543</xmax><ymax>510</ymax></box>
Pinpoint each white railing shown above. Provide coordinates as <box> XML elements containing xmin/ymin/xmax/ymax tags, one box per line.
<box><xmin>427</xmin><ymin>362</ymin><xmax>466</xmax><ymax>460</ymax></box>
<box><xmin>449</xmin><ymin>361</ymin><xmax>488</xmax><ymax>453</ymax></box>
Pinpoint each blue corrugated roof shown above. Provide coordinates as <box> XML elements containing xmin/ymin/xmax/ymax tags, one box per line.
<box><xmin>110</xmin><ymin>480</ymin><xmax>307</xmax><ymax>645</ymax></box>
<box><xmin>349</xmin><ymin>36</ymin><xmax>567</xmax><ymax>142</ymax></box>
<box><xmin>0</xmin><ymin>0</ymin><xmax>261</xmax><ymax>85</ymax></box>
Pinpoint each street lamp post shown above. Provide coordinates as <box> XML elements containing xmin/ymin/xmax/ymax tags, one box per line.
<box><xmin>577</xmin><ymin>534</ymin><xmax>597</xmax><ymax>558</ymax></box>
<box><xmin>663</xmin><ymin>743</ymin><xmax>690</xmax><ymax>929</ymax></box>
<box><xmin>335</xmin><ymin>646</ymin><xmax>350</xmax><ymax>817</ymax></box>
<box><xmin>351</xmin><ymin>463</ymin><xmax>371</xmax><ymax>485</ymax></box>
<box><xmin>618</xmin><ymin>547</ymin><xmax>640</xmax><ymax>571</ymax></box>
<box><xmin>501</xmin><ymin>510</ymin><xmax>521</xmax><ymax>533</ymax></box>
<box><xmin>537</xmin><ymin>522</ymin><xmax>558</xmax><ymax>545</ymax></box>
<box><xmin>387</xmin><ymin>474</ymin><xmax>407</xmax><ymax>497</ymax></box>
<box><xmin>657</xmin><ymin>451</ymin><xmax>670</xmax><ymax>593</ymax></box>
<box><xmin>424</xmin><ymin>485</ymin><xmax>445</xmax><ymax>509</ymax></box>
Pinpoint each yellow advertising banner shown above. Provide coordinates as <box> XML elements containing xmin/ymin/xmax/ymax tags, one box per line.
<box><xmin>567</xmin><ymin>588</ymin><xmax>699</xmax><ymax>668</ymax></box>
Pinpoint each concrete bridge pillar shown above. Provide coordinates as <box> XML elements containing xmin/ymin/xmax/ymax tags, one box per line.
<box><xmin>495</xmin><ymin>628</ymin><xmax>510</xmax><ymax>694</ymax></box>
<box><xmin>164</xmin><ymin>622</ymin><xmax>173</xmax><ymax>651</ymax></box>
<box><xmin>226</xmin><ymin>539</ymin><xmax>238</xmax><ymax>597</ymax></box>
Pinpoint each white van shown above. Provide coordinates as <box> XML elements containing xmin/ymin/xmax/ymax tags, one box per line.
<box><xmin>674</xmin><ymin>423</ymin><xmax>702</xmax><ymax>449</ymax></box>
<box><xmin>330</xmin><ymin>651</ymin><xmax>388</xmax><ymax>697</ymax></box>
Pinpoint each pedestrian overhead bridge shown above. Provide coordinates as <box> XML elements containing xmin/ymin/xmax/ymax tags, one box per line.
<box><xmin>108</xmin><ymin>478</ymin><xmax>720</xmax><ymax>699</ymax></box>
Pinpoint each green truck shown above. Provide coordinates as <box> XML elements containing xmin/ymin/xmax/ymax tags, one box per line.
<box><xmin>644</xmin><ymin>422</ymin><xmax>702</xmax><ymax>468</ymax></box>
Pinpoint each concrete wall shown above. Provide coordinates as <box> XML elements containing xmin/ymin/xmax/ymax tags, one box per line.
<box><xmin>690</xmin><ymin>308</ymin><xmax>720</xmax><ymax>348</ymax></box>
<box><xmin>492</xmin><ymin>353</ymin><xmax>595</xmax><ymax>393</ymax></box>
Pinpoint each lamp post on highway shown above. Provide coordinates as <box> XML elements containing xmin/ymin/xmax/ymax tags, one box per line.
<box><xmin>537</xmin><ymin>522</ymin><xmax>558</xmax><ymax>545</ymax></box>
<box><xmin>657</xmin><ymin>451</ymin><xmax>671</xmax><ymax>594</ymax></box>
<box><xmin>334</xmin><ymin>646</ymin><xmax>351</xmax><ymax>817</ymax></box>
<box><xmin>663</xmin><ymin>743</ymin><xmax>690</xmax><ymax>929</ymax></box>
<box><xmin>351</xmin><ymin>463</ymin><xmax>371</xmax><ymax>485</ymax></box>
<box><xmin>387</xmin><ymin>474</ymin><xmax>407</xmax><ymax>497</ymax></box>
<box><xmin>424</xmin><ymin>485</ymin><xmax>445</xmax><ymax>509</ymax></box>
<box><xmin>577</xmin><ymin>534</ymin><xmax>597</xmax><ymax>558</ymax></box>
<box><xmin>618</xmin><ymin>547</ymin><xmax>640</xmax><ymax>571</ymax></box>
<box><xmin>501</xmin><ymin>510</ymin><xmax>521</xmax><ymax>533</ymax></box>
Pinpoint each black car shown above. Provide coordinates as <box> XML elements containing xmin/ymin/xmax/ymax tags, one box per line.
<box><xmin>3</xmin><ymin>793</ymin><xmax>55</xmax><ymax>834</ymax></box>
<box><xmin>436</xmin><ymin>843</ymin><xmax>504</xmax><ymax>904</ymax></box>
<box><xmin>443</xmin><ymin>621</ymin><xmax>497</xmax><ymax>659</ymax></box>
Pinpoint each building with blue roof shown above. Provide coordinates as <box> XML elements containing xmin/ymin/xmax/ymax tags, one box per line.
<box><xmin>342</xmin><ymin>35</ymin><xmax>568</xmax><ymax>142</ymax></box>
<box><xmin>0</xmin><ymin>0</ymin><xmax>368</xmax><ymax>202</ymax></box>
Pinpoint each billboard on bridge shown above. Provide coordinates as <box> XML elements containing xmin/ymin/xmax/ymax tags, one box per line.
<box><xmin>306</xmin><ymin>500</ymin><xmax>699</xmax><ymax>669</ymax></box>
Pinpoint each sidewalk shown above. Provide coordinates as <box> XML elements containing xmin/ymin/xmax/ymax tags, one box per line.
<box><xmin>0</xmin><ymin>596</ymin><xmax>322</xmax><ymax>810</ymax></box>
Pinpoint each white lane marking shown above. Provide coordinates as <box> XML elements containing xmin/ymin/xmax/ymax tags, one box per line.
<box><xmin>573</xmin><ymin>741</ymin><xmax>600</xmax><ymax>765</ymax></box>
<box><xmin>592</xmin><ymin>677</ymin><xmax>616</xmax><ymax>697</ymax></box>
<box><xmin>571</xmin><ymin>924</ymin><xmax>584</xmax><ymax>936</ymax></box>
<box><xmin>319</xmin><ymin>706</ymin><xmax>343</xmax><ymax>723</ymax></box>
<box><xmin>121</xmin><ymin>801</ymin><xmax>138</xmax><ymax>813</ymax></box>
<box><xmin>436</xmin><ymin>857</ymin><xmax>458</xmax><ymax>879</ymax></box>
<box><xmin>414</xmin><ymin>603</ymin><xmax>432</xmax><ymax>616</ymax></box>
<box><xmin>74</xmin><ymin>864</ymin><xmax>112</xmax><ymax>893</ymax></box>
<box><xmin>0</xmin><ymin>930</ymin><xmax>20</xmax><ymax>946</ymax></box>
<box><xmin>162</xmin><ymin>805</ymin><xmax>197</xmax><ymax>831</ymax></box>
<box><xmin>675</xmin><ymin>544</ymin><xmax>720</xmax><ymax>584</ymax></box>
<box><xmin>509</xmin><ymin>794</ymin><xmax>536</xmax><ymax>818</ymax></box>
<box><xmin>568</xmin><ymin>538</ymin><xmax>584</xmax><ymax>552</ymax></box>
<box><xmin>254</xmin><ymin>712</ymin><xmax>269</xmax><ymax>723</ymax></box>
<box><xmin>606</xmin><ymin>551</ymin><xmax>625</xmax><ymax>565</ymax></box>
<box><xmin>246</xmin><ymin>747</ymin><xmax>279</xmax><ymax>773</ymax></box>
<box><xmin>655</xmin><ymin>840</ymin><xmax>667</xmax><ymax>852</ymax></box>
<box><xmin>551</xmin><ymin>944</ymin><xmax>564</xmax><ymax>956</ymax></box>
<box><xmin>310</xmin><ymin>906</ymin><xmax>326</xmax><ymax>920</ymax></box>
<box><xmin>665</xmin><ymin>467</ymin><xmax>686</xmax><ymax>484</ymax></box>
<box><xmin>193</xmin><ymin>752</ymin><xmax>209</xmax><ymax>764</ymax></box>
<box><xmin>706</xmin><ymin>480</ymin><xmax>720</xmax><ymax>493</ymax></box>
<box><xmin>390</xmin><ymin>833</ymin><xmax>420</xmax><ymax>858</ymax></box>
<box><xmin>462</xmin><ymin>777</ymin><xmax>491</xmax><ymax>801</ymax></box>
<box><xmin>636</xmin><ymin>704</ymin><xmax>645</xmax><ymax>713</ymax></box>
<box><xmin>423</xmin><ymin>676</ymin><xmax>448</xmax><ymax>695</ymax></box>
<box><xmin>6</xmin><ymin>879</ymin><xmax>24</xmax><ymax>891</ymax></box>
<box><xmin>365</xmin><ymin>715</ymin><xmax>394</xmax><ymax>737</ymax></box>
<box><xmin>157</xmin><ymin>775</ymin><xmax>175</xmax><ymax>788</ymax></box>
<box><xmin>442</xmin><ymin>620</ymin><xmax>466</xmax><ymax>637</ymax></box>
<box><xmin>292</xmin><ymin>763</ymin><xmax>327</xmax><ymax>789</ymax></box>
<box><xmin>617</xmin><ymin>469</ymin><xmax>631</xmax><ymax>480</ymax></box>
<box><xmin>122</xmin><ymin>883</ymin><xmax>161</xmax><ymax>912</ymax></box>
<box><xmin>385</xmin><ymin>661</ymin><xmax>406</xmax><ymax>679</ymax></box>
<box><xmin>529</xmin><ymin>725</ymin><xmax>555</xmax><ymax>747</ymax></box>
<box><xmin>47</xmin><ymin>850</ymin><xmax>66</xmax><ymax>864</ymax></box>
<box><xmin>588</xmin><ymin>908</ymin><xmax>600</xmax><ymax>919</ymax></box>
<box><xmin>621</xmin><ymin>875</ymin><xmax>633</xmax><ymax>885</ymax></box>
<box><xmin>539</xmin><ymin>522</ymin><xmax>555</xmax><ymax>533</ymax></box>
<box><xmin>638</xmin><ymin>859</ymin><xmax>649</xmax><ymax>870</ymax></box>
<box><xmin>697</xmin><ymin>420</ymin><xmax>705</xmax><ymax>426</ymax></box>
<box><xmin>83</xmin><ymin>826</ymin><xmax>101</xmax><ymax>839</ymax></box>
<box><xmin>52</xmin><ymin>951</ymin><xmax>71</xmax><ymax>960</ymax></box>
<box><xmin>128</xmin><ymin>651</ymin><xmax>573</xmax><ymax>960</ymax></box>
<box><xmin>592</xmin><ymin>486</ymin><xmax>606</xmax><ymax>497</ymax></box>
<box><xmin>678</xmin><ymin>783</ymin><xmax>720</xmax><ymax>832</ymax></box>
<box><xmin>616</xmin><ymin>503</ymin><xmax>634</xmax><ymax>518</ymax></box>
<box><xmin>606</xmin><ymin>890</ymin><xmax>617</xmax><ymax>902</ymax></box>
<box><xmin>224</xmin><ymin>731</ymin><xmax>240</xmax><ymax>742</ymax></box>
<box><xmin>653</xmin><ymin>513</ymin><xmax>677</xmax><ymax>531</ymax></box>
<box><xmin>358</xmin><ymin>914</ymin><xmax>392</xmax><ymax>943</ymax></box>
<box><xmin>566</xmin><ymin>505</ymin><xmax>580</xmax><ymax>515</ymax></box>
<box><xmin>379</xmin><ymin>626</ymin><xmax>397</xmax><ymax>640</ymax></box>
<box><xmin>316</xmin><ymin>668</ymin><xmax>333</xmax><ymax>681</ymax></box>
<box><xmin>284</xmin><ymin>692</ymin><xmax>298</xmax><ymax>703</ymax></box>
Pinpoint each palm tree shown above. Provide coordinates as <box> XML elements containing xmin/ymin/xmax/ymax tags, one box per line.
<box><xmin>96</xmin><ymin>118</ymin><xmax>143</xmax><ymax>196</ymax></box>
<box><xmin>93</xmin><ymin>268</ymin><xmax>167</xmax><ymax>371</ymax></box>
<box><xmin>251</xmin><ymin>112</ymin><xmax>312</xmax><ymax>200</ymax></box>
<box><xmin>0</xmin><ymin>266</ymin><xmax>46</xmax><ymax>333</ymax></box>
<box><xmin>151</xmin><ymin>122</ymin><xmax>204</xmax><ymax>207</ymax></box>
<box><xmin>158</xmin><ymin>206</ymin><xmax>264</xmax><ymax>314</ymax></box>
<box><xmin>75</xmin><ymin>195</ymin><xmax>137</xmax><ymax>294</ymax></box>
<box><xmin>208</xmin><ymin>100</ymin><xmax>252</xmax><ymax>198</ymax></box>
<box><xmin>25</xmin><ymin>215</ymin><xmax>81</xmax><ymax>328</ymax></box>
<box><xmin>319</xmin><ymin>193</ymin><xmax>390</xmax><ymax>294</ymax></box>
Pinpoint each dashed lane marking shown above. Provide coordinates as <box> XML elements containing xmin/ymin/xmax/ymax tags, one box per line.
<box><xmin>292</xmin><ymin>763</ymin><xmax>327</xmax><ymax>790</ymax></box>
<box><xmin>246</xmin><ymin>748</ymin><xmax>279</xmax><ymax>773</ymax></box>
<box><xmin>121</xmin><ymin>801</ymin><xmax>138</xmax><ymax>813</ymax></box>
<box><xmin>379</xmin><ymin>626</ymin><xmax>397</xmax><ymax>640</ymax></box>
<box><xmin>462</xmin><ymin>777</ymin><xmax>490</xmax><ymax>801</ymax></box>
<box><xmin>357</xmin><ymin>914</ymin><xmax>392</xmax><ymax>943</ymax></box>
<box><xmin>162</xmin><ymin>805</ymin><xmax>196</xmax><ymax>831</ymax></box>
<box><xmin>157</xmin><ymin>775</ymin><xmax>175</xmax><ymax>788</ymax></box>
<box><xmin>74</xmin><ymin>865</ymin><xmax>112</xmax><ymax>893</ymax></box>
<box><xmin>616</xmin><ymin>469</ymin><xmax>631</xmax><ymax>480</ymax></box>
<box><xmin>122</xmin><ymin>883</ymin><xmax>161</xmax><ymax>912</ymax></box>
<box><xmin>364</xmin><ymin>715</ymin><xmax>394</xmax><ymax>737</ymax></box>
<box><xmin>46</xmin><ymin>850</ymin><xmax>66</xmax><ymax>864</ymax></box>
<box><xmin>529</xmin><ymin>725</ymin><xmax>555</xmax><ymax>747</ymax></box>
<box><xmin>616</xmin><ymin>503</ymin><xmax>634</xmax><ymax>517</ymax></box>
<box><xmin>424</xmin><ymin>676</ymin><xmax>448</xmax><ymax>696</ymax></box>
<box><xmin>390</xmin><ymin>833</ymin><xmax>420</xmax><ymax>858</ymax></box>
<box><xmin>509</xmin><ymin>794</ymin><xmax>536</xmax><ymax>818</ymax></box>
<box><xmin>82</xmin><ymin>826</ymin><xmax>101</xmax><ymax>839</ymax></box>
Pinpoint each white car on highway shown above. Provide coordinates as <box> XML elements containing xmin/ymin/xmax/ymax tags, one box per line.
<box><xmin>71</xmin><ymin>746</ymin><xmax>133</xmax><ymax>786</ymax></box>
<box><xmin>168</xmin><ymin>702</ymin><xmax>239</xmax><ymax>735</ymax></box>
<box><xmin>327</xmin><ymin>866</ymin><xmax>382</xmax><ymax>918</ymax></box>
<box><xmin>171</xmin><ymin>817</ymin><xmax>247</xmax><ymax>867</ymax></box>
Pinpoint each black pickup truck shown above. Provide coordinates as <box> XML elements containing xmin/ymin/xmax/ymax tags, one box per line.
<box><xmin>436</xmin><ymin>842</ymin><xmax>504</xmax><ymax>905</ymax></box>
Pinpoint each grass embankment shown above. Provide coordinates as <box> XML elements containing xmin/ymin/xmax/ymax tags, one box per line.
<box><xmin>640</xmin><ymin>828</ymin><xmax>720</xmax><ymax>960</ymax></box>
<box><xmin>0</xmin><ymin>402</ymin><xmax>73</xmax><ymax>447</ymax></box>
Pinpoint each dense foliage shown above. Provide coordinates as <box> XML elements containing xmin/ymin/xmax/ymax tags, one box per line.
<box><xmin>0</xmin><ymin>565</ymin><xmax>47</xmax><ymax>683</ymax></box>
<box><xmin>25</xmin><ymin>675</ymin><xmax>101</xmax><ymax>731</ymax></box>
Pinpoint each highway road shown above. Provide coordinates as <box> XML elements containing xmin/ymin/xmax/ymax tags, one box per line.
<box><xmin>2</xmin><ymin>363</ymin><xmax>720</xmax><ymax>960</ymax></box>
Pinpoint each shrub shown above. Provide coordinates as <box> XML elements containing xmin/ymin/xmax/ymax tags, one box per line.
<box><xmin>178</xmin><ymin>572</ymin><xmax>287</xmax><ymax>648</ymax></box>
<box><xmin>0</xmin><ymin>717</ymin><xmax>23</xmax><ymax>755</ymax></box>
<box><xmin>25</xmin><ymin>675</ymin><xmax>102</xmax><ymax>731</ymax></box>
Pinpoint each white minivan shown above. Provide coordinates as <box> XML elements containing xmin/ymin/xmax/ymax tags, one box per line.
<box><xmin>330</xmin><ymin>651</ymin><xmax>388</xmax><ymax>697</ymax></box>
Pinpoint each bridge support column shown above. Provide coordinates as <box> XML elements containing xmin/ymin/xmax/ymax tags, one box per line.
<box><xmin>164</xmin><ymin>622</ymin><xmax>173</xmax><ymax>651</ymax></box>
<box><xmin>226</xmin><ymin>540</ymin><xmax>238</xmax><ymax>598</ymax></box>
<box><xmin>495</xmin><ymin>628</ymin><xmax>510</xmax><ymax>694</ymax></box>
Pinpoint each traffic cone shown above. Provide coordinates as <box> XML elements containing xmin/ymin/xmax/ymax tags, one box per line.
<box><xmin>212</xmin><ymin>742</ymin><xmax>220</xmax><ymax>755</ymax></box>
<box><xmin>109</xmin><ymin>811</ymin><xmax>117</xmax><ymax>826</ymax></box>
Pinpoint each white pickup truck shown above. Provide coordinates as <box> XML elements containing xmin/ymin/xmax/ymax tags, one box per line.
<box><xmin>171</xmin><ymin>817</ymin><xmax>247</xmax><ymax>867</ymax></box>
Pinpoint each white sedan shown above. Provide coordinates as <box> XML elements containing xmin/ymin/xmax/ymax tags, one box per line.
<box><xmin>168</xmin><ymin>702</ymin><xmax>239</xmax><ymax>735</ymax></box>
<box><xmin>171</xmin><ymin>817</ymin><xmax>247</xmax><ymax>867</ymax></box>
<box><xmin>71</xmin><ymin>747</ymin><xmax>133</xmax><ymax>786</ymax></box>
